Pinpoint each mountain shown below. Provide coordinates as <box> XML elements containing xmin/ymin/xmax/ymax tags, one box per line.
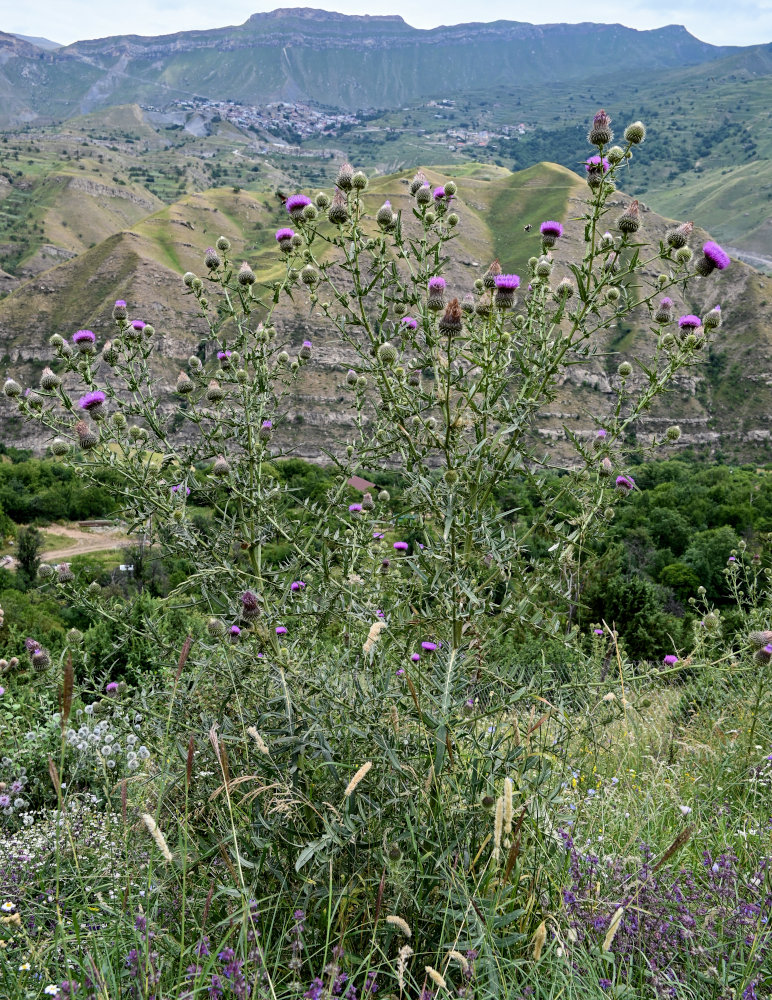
<box><xmin>11</xmin><ymin>34</ymin><xmax>61</xmax><ymax>50</ymax></box>
<box><xmin>0</xmin><ymin>161</ymin><xmax>769</xmax><ymax>462</ymax></box>
<box><xmin>0</xmin><ymin>11</ymin><xmax>731</xmax><ymax>124</ymax></box>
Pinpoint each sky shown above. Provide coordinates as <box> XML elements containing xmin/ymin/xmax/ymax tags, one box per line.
<box><xmin>2</xmin><ymin>0</ymin><xmax>772</xmax><ymax>48</ymax></box>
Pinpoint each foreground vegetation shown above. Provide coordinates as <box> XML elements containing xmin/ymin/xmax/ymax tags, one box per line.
<box><xmin>0</xmin><ymin>111</ymin><xmax>770</xmax><ymax>999</ymax></box>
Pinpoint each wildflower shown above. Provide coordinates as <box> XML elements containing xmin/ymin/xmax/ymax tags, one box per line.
<box><xmin>275</xmin><ymin>626</ymin><xmax>288</xmax><ymax>635</ymax></box>
<box><xmin>494</xmin><ymin>273</ymin><xmax>520</xmax><ymax>308</ymax></box>
<box><xmin>291</xmin><ymin>580</ymin><xmax>306</xmax><ymax>591</ymax></box>
<box><xmin>72</xmin><ymin>329</ymin><xmax>96</xmax><ymax>349</ymax></box>
<box><xmin>328</xmin><ymin>188</ymin><xmax>349</xmax><ymax>225</ymax></box>
<box><xmin>594</xmin><ymin>628</ymin><xmax>605</xmax><ymax>636</ymax></box>
<box><xmin>171</xmin><ymin>484</ymin><xmax>190</xmax><ymax>496</ymax></box>
<box><xmin>584</xmin><ymin>155</ymin><xmax>611</xmax><ymax>185</ymax></box>
<box><xmin>540</xmin><ymin>220</ymin><xmax>563</xmax><ymax>247</ymax></box>
<box><xmin>678</xmin><ymin>314</ymin><xmax>701</xmax><ymax>331</ymax></box>
<box><xmin>617</xmin><ymin>200</ymin><xmax>641</xmax><ymax>234</ymax></box>
<box><xmin>704</xmin><ymin>304</ymin><xmax>722</xmax><ymax>329</ymax></box>
<box><xmin>588</xmin><ymin>109</ymin><xmax>613</xmax><ymax>146</ymax></box>
<box><xmin>3</xmin><ymin>378</ymin><xmax>22</xmax><ymax>398</ymax></box>
<box><xmin>19</xmin><ymin>962</ymin><xmax>31</xmax><ymax>971</ymax></box>
<box><xmin>655</xmin><ymin>297</ymin><xmax>673</xmax><ymax>323</ymax></box>
<box><xmin>44</xmin><ymin>986</ymin><xmax>59</xmax><ymax>996</ymax></box>
<box><xmin>344</xmin><ymin>760</ymin><xmax>372</xmax><ymax>796</ymax></box>
<box><xmin>241</xmin><ymin>591</ymin><xmax>260</xmax><ymax>620</ymax></box>
<box><xmin>483</xmin><ymin>258</ymin><xmax>502</xmax><ymax>288</ymax></box>
<box><xmin>204</xmin><ymin>247</ymin><xmax>221</xmax><ymax>270</ymax></box>
<box><xmin>386</xmin><ymin>915</ymin><xmax>412</xmax><ymax>937</ymax></box>
<box><xmin>78</xmin><ymin>390</ymin><xmax>106</xmax><ymax>412</ymax></box>
<box><xmin>1</xmin><ymin>902</ymin><xmax>15</xmax><ymax>912</ymax></box>
<box><xmin>427</xmin><ymin>276</ymin><xmax>446</xmax><ymax>310</ymax></box>
<box><xmin>421</xmin><ymin>641</ymin><xmax>438</xmax><ymax>652</ymax></box>
<box><xmin>349</xmin><ymin>503</ymin><xmax>363</xmax><ymax>514</ymax></box>
<box><xmin>598</xmin><ymin>981</ymin><xmax>612</xmax><ymax>991</ymax></box>
<box><xmin>615</xmin><ymin>475</ymin><xmax>634</xmax><ymax>493</ymax></box>
<box><xmin>276</xmin><ymin>227</ymin><xmax>295</xmax><ymax>249</ymax></box>
<box><xmin>286</xmin><ymin>194</ymin><xmax>312</xmax><ymax>219</ymax></box>
<box><xmin>663</xmin><ymin>654</ymin><xmax>679</xmax><ymax>667</ymax></box>
<box><xmin>438</xmin><ymin>298</ymin><xmax>463</xmax><ymax>335</ymax></box>
<box><xmin>679</xmin><ymin>805</ymin><xmax>692</xmax><ymax>815</ymax></box>
<box><xmin>377</xmin><ymin>200</ymin><xmax>395</xmax><ymax>227</ymax></box>
<box><xmin>410</xmin><ymin>653</ymin><xmax>420</xmax><ymax>662</ymax></box>
<box><xmin>401</xmin><ymin>316</ymin><xmax>418</xmax><ymax>331</ymax></box>
<box><xmin>393</xmin><ymin>541</ymin><xmax>408</xmax><ymax>551</ymax></box>
<box><xmin>698</xmin><ymin>240</ymin><xmax>731</xmax><ymax>274</ymax></box>
<box><xmin>299</xmin><ymin>339</ymin><xmax>312</xmax><ymax>360</ymax></box>
<box><xmin>666</xmin><ymin>220</ymin><xmax>693</xmax><ymax>249</ymax></box>
<box><xmin>130</xmin><ymin>320</ymin><xmax>146</xmax><ymax>335</ymax></box>
<box><xmin>105</xmin><ymin>682</ymin><xmax>119</xmax><ymax>694</ymax></box>
<box><xmin>337</xmin><ymin>162</ymin><xmax>354</xmax><ymax>190</ymax></box>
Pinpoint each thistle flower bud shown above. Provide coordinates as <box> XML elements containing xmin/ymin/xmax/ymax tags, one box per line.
<box><xmin>483</xmin><ymin>261</ymin><xmax>501</xmax><ymax>290</ymax></box>
<box><xmin>665</xmin><ymin>425</ymin><xmax>681</xmax><ymax>442</ymax></box>
<box><xmin>3</xmin><ymin>378</ymin><xmax>22</xmax><ymax>398</ymax></box>
<box><xmin>207</xmin><ymin>618</ymin><xmax>227</xmax><ymax>637</ymax></box>
<box><xmin>703</xmin><ymin>305</ymin><xmax>722</xmax><ymax>330</ymax></box>
<box><xmin>57</xmin><ymin>562</ymin><xmax>75</xmax><ymax>583</ymax></box>
<box><xmin>259</xmin><ymin>419</ymin><xmax>273</xmax><ymax>440</ymax></box>
<box><xmin>378</xmin><ymin>489</ymin><xmax>390</xmax><ymax>502</ymax></box>
<box><xmin>328</xmin><ymin>189</ymin><xmax>349</xmax><ymax>225</ymax></box>
<box><xmin>204</xmin><ymin>247</ymin><xmax>221</xmax><ymax>270</ymax></box>
<box><xmin>654</xmin><ymin>297</ymin><xmax>673</xmax><ymax>324</ymax></box>
<box><xmin>102</xmin><ymin>341</ymin><xmax>119</xmax><ymax>365</ymax></box>
<box><xmin>555</xmin><ymin>277</ymin><xmax>574</xmax><ymax>299</ymax></box>
<box><xmin>409</xmin><ymin>170</ymin><xmax>428</xmax><ymax>195</ymax></box>
<box><xmin>666</xmin><ymin>222</ymin><xmax>693</xmax><ymax>249</ymax></box>
<box><xmin>607</xmin><ymin>146</ymin><xmax>625</xmax><ymax>165</ymax></box>
<box><xmin>300</xmin><ymin>264</ymin><xmax>319</xmax><ymax>286</ymax></box>
<box><xmin>362</xmin><ymin>492</ymin><xmax>375</xmax><ymax>511</ymax></box>
<box><xmin>315</xmin><ymin>191</ymin><xmax>331</xmax><ymax>210</ymax></box>
<box><xmin>617</xmin><ymin>199</ymin><xmax>641</xmax><ymax>234</ymax></box>
<box><xmin>51</xmin><ymin>437</ymin><xmax>69</xmax><ymax>456</ymax></box>
<box><xmin>49</xmin><ymin>333</ymin><xmax>64</xmax><ymax>348</ymax></box>
<box><xmin>176</xmin><ymin>371</ymin><xmax>194</xmax><ymax>394</ymax></box>
<box><xmin>697</xmin><ymin>241</ymin><xmax>731</xmax><ymax>276</ymax></box>
<box><xmin>447</xmin><ymin>212</ymin><xmax>459</xmax><ymax>227</ymax></box>
<box><xmin>60</xmin><ymin>341</ymin><xmax>73</xmax><ymax>358</ymax></box>
<box><xmin>461</xmin><ymin>292</ymin><xmax>475</xmax><ymax>313</ymax></box>
<box><xmin>75</xmin><ymin>420</ymin><xmax>99</xmax><ymax>450</ymax></box>
<box><xmin>377</xmin><ymin>201</ymin><xmax>395</xmax><ymax>228</ymax></box>
<box><xmin>352</xmin><ymin>171</ymin><xmax>367</xmax><ymax>190</ymax></box>
<box><xmin>298</xmin><ymin>340</ymin><xmax>313</xmax><ymax>361</ymax></box>
<box><xmin>438</xmin><ymin>298</ymin><xmax>463</xmax><ymax>335</ymax></box>
<box><xmin>346</xmin><ymin>369</ymin><xmax>358</xmax><ymax>386</ymax></box>
<box><xmin>624</xmin><ymin>121</ymin><xmax>646</xmax><ymax>144</ymax></box>
<box><xmin>241</xmin><ymin>591</ymin><xmax>260</xmax><ymax>621</ymax></box>
<box><xmin>600</xmin><ymin>232</ymin><xmax>615</xmax><ymax>251</ymax></box>
<box><xmin>40</xmin><ymin>367</ymin><xmax>61</xmax><ymax>391</ymax></box>
<box><xmin>206</xmin><ymin>380</ymin><xmax>225</xmax><ymax>403</ymax></box>
<box><xmin>606</xmin><ymin>286</ymin><xmax>621</xmax><ymax>303</ymax></box>
<box><xmin>588</xmin><ymin>109</ymin><xmax>613</xmax><ymax>146</ymax></box>
<box><xmin>238</xmin><ymin>261</ymin><xmax>256</xmax><ymax>285</ymax></box>
<box><xmin>38</xmin><ymin>563</ymin><xmax>54</xmax><ymax>578</ymax></box>
<box><xmin>212</xmin><ymin>455</ymin><xmax>230</xmax><ymax>477</ymax></box>
<box><xmin>336</xmin><ymin>162</ymin><xmax>354</xmax><ymax>191</ymax></box>
<box><xmin>302</xmin><ymin>203</ymin><xmax>318</xmax><ymax>222</ymax></box>
<box><xmin>32</xmin><ymin>648</ymin><xmax>51</xmax><ymax>671</ymax></box>
<box><xmin>183</xmin><ymin>272</ymin><xmax>196</xmax><ymax>287</ymax></box>
<box><xmin>748</xmin><ymin>630</ymin><xmax>772</xmax><ymax>650</ymax></box>
<box><xmin>617</xmin><ymin>361</ymin><xmax>632</xmax><ymax>377</ymax></box>
<box><xmin>615</xmin><ymin>474</ymin><xmax>635</xmax><ymax>494</ymax></box>
<box><xmin>424</xmin><ymin>210</ymin><xmax>436</xmax><ymax>225</ymax></box>
<box><xmin>535</xmin><ymin>257</ymin><xmax>552</xmax><ymax>278</ymax></box>
<box><xmin>415</xmin><ymin>184</ymin><xmax>432</xmax><ymax>205</ymax></box>
<box><xmin>427</xmin><ymin>276</ymin><xmax>446</xmax><ymax>311</ymax></box>
<box><xmin>356</xmin><ymin>375</ymin><xmax>367</xmax><ymax>390</ymax></box>
<box><xmin>585</xmin><ymin>155</ymin><xmax>611</xmax><ymax>187</ymax></box>
<box><xmin>600</xmin><ymin>456</ymin><xmax>614</xmax><ymax>477</ymax></box>
<box><xmin>215</xmin><ymin>236</ymin><xmax>231</xmax><ymax>253</ymax></box>
<box><xmin>675</xmin><ymin>246</ymin><xmax>693</xmax><ymax>265</ymax></box>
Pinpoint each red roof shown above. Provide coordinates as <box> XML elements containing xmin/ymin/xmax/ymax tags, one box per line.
<box><xmin>347</xmin><ymin>475</ymin><xmax>376</xmax><ymax>493</ymax></box>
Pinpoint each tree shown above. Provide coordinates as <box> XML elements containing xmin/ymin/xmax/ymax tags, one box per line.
<box><xmin>16</xmin><ymin>525</ymin><xmax>41</xmax><ymax>591</ymax></box>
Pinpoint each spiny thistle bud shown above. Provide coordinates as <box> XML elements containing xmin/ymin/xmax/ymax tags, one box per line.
<box><xmin>356</xmin><ymin>375</ymin><xmax>367</xmax><ymax>390</ymax></box>
<box><xmin>607</xmin><ymin>145</ymin><xmax>625</xmax><ymax>165</ymax></box>
<box><xmin>300</xmin><ymin>264</ymin><xmax>319</xmax><ymax>286</ymax></box>
<box><xmin>51</xmin><ymin>437</ymin><xmax>69</xmax><ymax>456</ymax></box>
<box><xmin>624</xmin><ymin>121</ymin><xmax>646</xmax><ymax>145</ymax></box>
<box><xmin>483</xmin><ymin>259</ymin><xmax>502</xmax><ymax>289</ymax></box>
<box><xmin>378</xmin><ymin>342</ymin><xmax>398</xmax><ymax>366</ymax></box>
<box><xmin>447</xmin><ymin>212</ymin><xmax>459</xmax><ymax>227</ymax></box>
<box><xmin>408</xmin><ymin>369</ymin><xmax>421</xmax><ymax>386</ymax></box>
<box><xmin>697</xmin><ymin>241</ymin><xmax>731</xmax><ymax>276</ymax></box>
<box><xmin>617</xmin><ymin>199</ymin><xmax>641</xmax><ymax>234</ymax></box>
<box><xmin>112</xmin><ymin>298</ymin><xmax>128</xmax><ymax>320</ymax></box>
<box><xmin>665</xmin><ymin>425</ymin><xmax>682</xmax><ymax>442</ymax></box>
<box><xmin>424</xmin><ymin>210</ymin><xmax>436</xmax><ymax>225</ymax></box>
<box><xmin>600</xmin><ymin>232</ymin><xmax>615</xmax><ymax>251</ymax></box>
<box><xmin>415</xmin><ymin>184</ymin><xmax>432</xmax><ymax>205</ymax></box>
<box><xmin>188</xmin><ymin>356</ymin><xmax>203</xmax><ymax>372</ymax></box>
<box><xmin>49</xmin><ymin>333</ymin><xmax>64</xmax><ymax>348</ymax></box>
<box><xmin>112</xmin><ymin>412</ymin><xmax>126</xmax><ymax>429</ymax></box>
<box><xmin>362</xmin><ymin>492</ymin><xmax>375</xmax><ymax>511</ymax></box>
<box><xmin>241</xmin><ymin>591</ymin><xmax>260</xmax><ymax>621</ymax></box>
<box><xmin>207</xmin><ymin>617</ymin><xmax>227</xmax><ymax>637</ymax></box>
<box><xmin>191</xmin><ymin>276</ymin><xmax>203</xmax><ymax>293</ymax></box>
<box><xmin>606</xmin><ymin>286</ymin><xmax>621</xmax><ymax>303</ymax></box>
<box><xmin>675</xmin><ymin>246</ymin><xmax>693</xmax><ymax>265</ymax></box>
<box><xmin>588</xmin><ymin>109</ymin><xmax>613</xmax><ymax>146</ymax></box>
<box><xmin>299</xmin><ymin>340</ymin><xmax>312</xmax><ymax>360</ymax></box>
<box><xmin>666</xmin><ymin>222</ymin><xmax>693</xmax><ymax>249</ymax></box>
<box><xmin>600</xmin><ymin>456</ymin><xmax>613</xmax><ymax>477</ymax></box>
<box><xmin>302</xmin><ymin>203</ymin><xmax>318</xmax><ymax>222</ymax></box>
<box><xmin>75</xmin><ymin>420</ymin><xmax>99</xmax><ymax>450</ymax></box>
<box><xmin>377</xmin><ymin>201</ymin><xmax>395</xmax><ymax>228</ymax></box>
<box><xmin>346</xmin><ymin>369</ymin><xmax>358</xmax><ymax>386</ymax></box>
<box><xmin>555</xmin><ymin>277</ymin><xmax>574</xmax><ymax>299</ymax></box>
<box><xmin>378</xmin><ymin>489</ymin><xmax>390</xmax><ymax>502</ymax></box>
<box><xmin>32</xmin><ymin>647</ymin><xmax>51</xmax><ymax>671</ymax></box>
<box><xmin>617</xmin><ymin>361</ymin><xmax>632</xmax><ymax>377</ymax></box>
<box><xmin>102</xmin><ymin>341</ymin><xmax>119</xmax><ymax>365</ymax></box>
<box><xmin>3</xmin><ymin>378</ymin><xmax>22</xmax><ymax>398</ymax></box>
<box><xmin>216</xmin><ymin>236</ymin><xmax>231</xmax><ymax>253</ymax></box>
<box><xmin>38</xmin><ymin>563</ymin><xmax>54</xmax><ymax>578</ymax></box>
<box><xmin>315</xmin><ymin>191</ymin><xmax>331</xmax><ymax>210</ymax></box>
<box><xmin>444</xmin><ymin>180</ymin><xmax>457</xmax><ymax>197</ymax></box>
<box><xmin>176</xmin><ymin>371</ymin><xmax>194</xmax><ymax>394</ymax></box>
<box><xmin>183</xmin><ymin>272</ymin><xmax>196</xmax><ymax>288</ymax></box>
<box><xmin>40</xmin><ymin>367</ymin><xmax>61</xmax><ymax>391</ymax></box>
<box><xmin>427</xmin><ymin>276</ymin><xmax>446</xmax><ymax>311</ymax></box>
<box><xmin>461</xmin><ymin>292</ymin><xmax>475</xmax><ymax>313</ymax></box>
<box><xmin>444</xmin><ymin>468</ymin><xmax>458</xmax><ymax>484</ymax></box>
<box><xmin>749</xmin><ymin>630</ymin><xmax>772</xmax><ymax>650</ymax></box>
<box><xmin>328</xmin><ymin>189</ymin><xmax>349</xmax><ymax>225</ymax></box>
<box><xmin>703</xmin><ymin>305</ymin><xmax>722</xmax><ymax>330</ymax></box>
<box><xmin>259</xmin><ymin>419</ymin><xmax>273</xmax><ymax>440</ymax></box>
<box><xmin>238</xmin><ymin>261</ymin><xmax>256</xmax><ymax>286</ymax></box>
<box><xmin>352</xmin><ymin>171</ymin><xmax>367</xmax><ymax>190</ymax></box>
<box><xmin>204</xmin><ymin>247</ymin><xmax>221</xmax><ymax>270</ymax></box>
<box><xmin>535</xmin><ymin>257</ymin><xmax>552</xmax><ymax>278</ymax></box>
<box><xmin>409</xmin><ymin>170</ymin><xmax>428</xmax><ymax>195</ymax></box>
<box><xmin>212</xmin><ymin>455</ymin><xmax>230</xmax><ymax>477</ymax></box>
<box><xmin>336</xmin><ymin>162</ymin><xmax>354</xmax><ymax>191</ymax></box>
<box><xmin>438</xmin><ymin>298</ymin><xmax>463</xmax><ymax>335</ymax></box>
<box><xmin>494</xmin><ymin>274</ymin><xmax>520</xmax><ymax>309</ymax></box>
<box><xmin>654</xmin><ymin>297</ymin><xmax>673</xmax><ymax>324</ymax></box>
<box><xmin>57</xmin><ymin>563</ymin><xmax>74</xmax><ymax>583</ymax></box>
<box><xmin>206</xmin><ymin>380</ymin><xmax>225</xmax><ymax>403</ymax></box>
<box><xmin>278</xmin><ymin>351</ymin><xmax>290</xmax><ymax>366</ymax></box>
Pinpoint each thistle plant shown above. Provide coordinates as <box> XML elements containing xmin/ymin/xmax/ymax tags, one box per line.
<box><xmin>1</xmin><ymin>109</ymin><xmax>736</xmax><ymax>962</ymax></box>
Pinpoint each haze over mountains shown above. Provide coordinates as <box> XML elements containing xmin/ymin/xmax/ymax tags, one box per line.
<box><xmin>2</xmin><ymin>9</ymin><xmax>772</xmax><ymax>460</ymax></box>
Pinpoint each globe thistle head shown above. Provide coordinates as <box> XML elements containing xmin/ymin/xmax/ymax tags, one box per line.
<box><xmin>703</xmin><ymin>304</ymin><xmax>722</xmax><ymax>330</ymax></box>
<box><xmin>286</xmin><ymin>194</ymin><xmax>312</xmax><ymax>220</ymax></box>
<box><xmin>40</xmin><ymin>367</ymin><xmax>61</xmax><ymax>391</ymax></box>
<box><xmin>204</xmin><ymin>247</ymin><xmax>221</xmax><ymax>270</ymax></box>
<box><xmin>409</xmin><ymin>170</ymin><xmax>428</xmax><ymax>195</ymax></box>
<box><xmin>328</xmin><ymin>189</ymin><xmax>349</xmax><ymax>225</ymax></box>
<box><xmin>624</xmin><ymin>121</ymin><xmax>646</xmax><ymax>144</ymax></box>
<box><xmin>483</xmin><ymin>259</ymin><xmax>502</xmax><ymax>289</ymax></box>
<box><xmin>438</xmin><ymin>298</ymin><xmax>463</xmax><ymax>335</ymax></box>
<box><xmin>336</xmin><ymin>162</ymin><xmax>354</xmax><ymax>190</ymax></box>
<box><xmin>666</xmin><ymin>221</ymin><xmax>693</xmax><ymax>249</ymax></box>
<box><xmin>699</xmin><ymin>241</ymin><xmax>731</xmax><ymax>274</ymax></box>
<box><xmin>112</xmin><ymin>299</ymin><xmax>128</xmax><ymax>320</ymax></box>
<box><xmin>588</xmin><ymin>109</ymin><xmax>613</xmax><ymax>146</ymax></box>
<box><xmin>617</xmin><ymin>199</ymin><xmax>641</xmax><ymax>235</ymax></box>
<box><xmin>238</xmin><ymin>261</ymin><xmax>256</xmax><ymax>286</ymax></box>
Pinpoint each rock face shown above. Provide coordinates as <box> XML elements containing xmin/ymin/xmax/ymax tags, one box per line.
<box><xmin>0</xmin><ymin>161</ymin><xmax>769</xmax><ymax>463</ymax></box>
<box><xmin>0</xmin><ymin>13</ymin><xmax>729</xmax><ymax>122</ymax></box>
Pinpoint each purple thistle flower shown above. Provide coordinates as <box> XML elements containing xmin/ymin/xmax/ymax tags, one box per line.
<box><xmin>540</xmin><ymin>220</ymin><xmax>564</xmax><ymax>238</ymax></box>
<box><xmin>660</xmin><ymin>296</ymin><xmax>673</xmax><ymax>308</ymax></box>
<box><xmin>594</xmin><ymin>628</ymin><xmax>604</xmax><ymax>635</ymax></box>
<box><xmin>114</xmin><ymin>299</ymin><xmax>126</xmax><ymax>308</ymax></box>
<box><xmin>678</xmin><ymin>314</ymin><xmax>702</xmax><ymax>330</ymax></box>
<box><xmin>217</xmin><ymin>350</ymin><xmax>232</xmax><ymax>360</ymax></box>
<box><xmin>230</xmin><ymin>626</ymin><xmax>241</xmax><ymax>636</ymax></box>
<box><xmin>663</xmin><ymin>654</ymin><xmax>679</xmax><ymax>666</ymax></box>
<box><xmin>703</xmin><ymin>241</ymin><xmax>731</xmax><ymax>270</ymax></box>
<box><xmin>615</xmin><ymin>475</ymin><xmax>634</xmax><ymax>491</ymax></box>
<box><xmin>171</xmin><ymin>484</ymin><xmax>190</xmax><ymax>496</ymax></box>
<box><xmin>276</xmin><ymin>626</ymin><xmax>288</xmax><ymax>635</ymax></box>
<box><xmin>291</xmin><ymin>580</ymin><xmax>306</xmax><ymax>591</ymax></box>
<box><xmin>421</xmin><ymin>641</ymin><xmax>438</xmax><ymax>652</ymax></box>
<box><xmin>432</xmin><ymin>186</ymin><xmax>445</xmax><ymax>200</ymax></box>
<box><xmin>106</xmin><ymin>681</ymin><xmax>119</xmax><ymax>694</ymax></box>
<box><xmin>0</xmin><ymin>794</ymin><xmax>10</xmax><ymax>808</ymax></box>
<box><xmin>72</xmin><ymin>330</ymin><xmax>96</xmax><ymax>344</ymax></box>
<box><xmin>78</xmin><ymin>391</ymin><xmax>106</xmax><ymax>411</ymax></box>
<box><xmin>411</xmin><ymin>653</ymin><xmax>420</xmax><ymax>662</ymax></box>
<box><xmin>276</xmin><ymin>227</ymin><xmax>295</xmax><ymax>241</ymax></box>
<box><xmin>349</xmin><ymin>503</ymin><xmax>362</xmax><ymax>513</ymax></box>
<box><xmin>585</xmin><ymin>155</ymin><xmax>611</xmax><ymax>173</ymax></box>
<box><xmin>131</xmin><ymin>320</ymin><xmax>146</xmax><ymax>332</ymax></box>
<box><xmin>393</xmin><ymin>541</ymin><xmax>408</xmax><ymax>551</ymax></box>
<box><xmin>428</xmin><ymin>276</ymin><xmax>446</xmax><ymax>292</ymax></box>
<box><xmin>494</xmin><ymin>274</ymin><xmax>520</xmax><ymax>290</ymax></box>
<box><xmin>286</xmin><ymin>194</ymin><xmax>312</xmax><ymax>215</ymax></box>
<box><xmin>597</xmin><ymin>429</ymin><xmax>607</xmax><ymax>438</ymax></box>
<box><xmin>401</xmin><ymin>317</ymin><xmax>418</xmax><ymax>330</ymax></box>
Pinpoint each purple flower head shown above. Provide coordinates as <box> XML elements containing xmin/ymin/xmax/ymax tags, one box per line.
<box><xmin>0</xmin><ymin>686</ymin><xmax>4</xmax><ymax>697</ymax></box>
<box><xmin>432</xmin><ymin>186</ymin><xmax>446</xmax><ymax>200</ymax></box>
<box><xmin>663</xmin><ymin>654</ymin><xmax>679</xmax><ymax>666</ymax></box>
<box><xmin>373</xmin><ymin>531</ymin><xmax>384</xmax><ymax>539</ymax></box>
<box><xmin>615</xmin><ymin>474</ymin><xmax>634</xmax><ymax>491</ymax></box>
<box><xmin>276</xmin><ymin>626</ymin><xmax>288</xmax><ymax>635</ymax></box>
<box><xmin>410</xmin><ymin>653</ymin><xmax>420</xmax><ymax>662</ymax></box>
<box><xmin>0</xmin><ymin>794</ymin><xmax>9</xmax><ymax>808</ymax></box>
<box><xmin>261</xmin><ymin>419</ymin><xmax>272</xmax><ymax>430</ymax></box>
<box><xmin>703</xmin><ymin>241</ymin><xmax>731</xmax><ymax>270</ymax></box>
<box><xmin>594</xmin><ymin>628</ymin><xmax>604</xmax><ymax>635</ymax></box>
<box><xmin>659</xmin><ymin>297</ymin><xmax>673</xmax><ymax>308</ymax></box>
<box><xmin>428</xmin><ymin>276</ymin><xmax>446</xmax><ymax>292</ymax></box>
<box><xmin>401</xmin><ymin>317</ymin><xmax>418</xmax><ymax>330</ymax></box>
<box><xmin>396</xmin><ymin>667</ymin><xmax>405</xmax><ymax>676</ymax></box>
<box><xmin>114</xmin><ymin>299</ymin><xmax>126</xmax><ymax>308</ymax></box>
<box><xmin>217</xmin><ymin>350</ymin><xmax>232</xmax><ymax>360</ymax></box>
<box><xmin>728</xmin><ymin>555</ymin><xmax>736</xmax><ymax>562</ymax></box>
<box><xmin>495</xmin><ymin>274</ymin><xmax>521</xmax><ymax>290</ymax></box>
<box><xmin>393</xmin><ymin>541</ymin><xmax>408</xmax><ymax>551</ymax></box>
<box><xmin>286</xmin><ymin>194</ymin><xmax>312</xmax><ymax>215</ymax></box>
<box><xmin>291</xmin><ymin>580</ymin><xmax>306</xmax><ymax>591</ymax></box>
<box><xmin>230</xmin><ymin>625</ymin><xmax>241</xmax><ymax>636</ymax></box>
<box><xmin>421</xmin><ymin>641</ymin><xmax>438</xmax><ymax>652</ymax></box>
<box><xmin>72</xmin><ymin>330</ymin><xmax>95</xmax><ymax>344</ymax></box>
<box><xmin>540</xmin><ymin>220</ymin><xmax>564</xmax><ymax>238</ymax></box>
<box><xmin>349</xmin><ymin>503</ymin><xmax>362</xmax><ymax>513</ymax></box>
<box><xmin>678</xmin><ymin>314</ymin><xmax>702</xmax><ymax>330</ymax></box>
<box><xmin>78</xmin><ymin>390</ymin><xmax>106</xmax><ymax>411</ymax></box>
<box><xmin>585</xmin><ymin>155</ymin><xmax>611</xmax><ymax>173</ymax></box>
<box><xmin>131</xmin><ymin>320</ymin><xmax>145</xmax><ymax>332</ymax></box>
<box><xmin>171</xmin><ymin>484</ymin><xmax>190</xmax><ymax>495</ymax></box>
<box><xmin>25</xmin><ymin>637</ymin><xmax>41</xmax><ymax>652</ymax></box>
<box><xmin>302</xmin><ymin>339</ymin><xmax>312</xmax><ymax>348</ymax></box>
<box><xmin>105</xmin><ymin>681</ymin><xmax>119</xmax><ymax>694</ymax></box>
<box><xmin>764</xmin><ymin>644</ymin><xmax>772</xmax><ymax>655</ymax></box>
<box><xmin>597</xmin><ymin>429</ymin><xmax>607</xmax><ymax>439</ymax></box>
<box><xmin>276</xmin><ymin>227</ymin><xmax>295</xmax><ymax>242</ymax></box>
